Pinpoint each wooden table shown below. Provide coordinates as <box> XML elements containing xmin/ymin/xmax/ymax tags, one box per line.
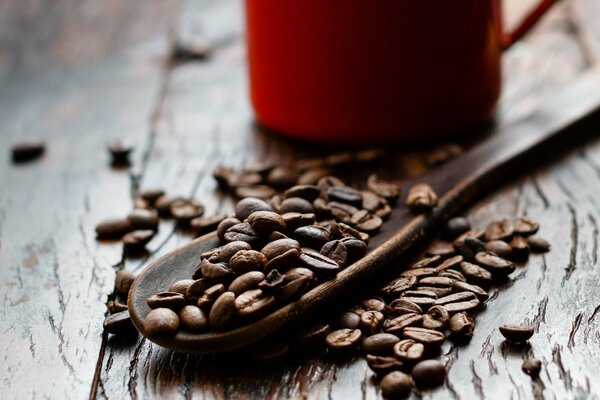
<box><xmin>1</xmin><ymin>0</ymin><xmax>600</xmax><ymax>398</ymax></box>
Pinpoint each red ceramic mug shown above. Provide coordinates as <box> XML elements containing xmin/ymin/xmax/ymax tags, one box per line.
<box><xmin>245</xmin><ymin>0</ymin><xmax>555</xmax><ymax>144</ymax></box>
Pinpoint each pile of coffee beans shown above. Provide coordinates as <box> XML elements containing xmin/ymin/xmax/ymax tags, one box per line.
<box><xmin>142</xmin><ymin>171</ymin><xmax>401</xmax><ymax>337</ymax></box>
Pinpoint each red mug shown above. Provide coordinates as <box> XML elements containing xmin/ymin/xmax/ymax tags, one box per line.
<box><xmin>245</xmin><ymin>0</ymin><xmax>555</xmax><ymax>144</ymax></box>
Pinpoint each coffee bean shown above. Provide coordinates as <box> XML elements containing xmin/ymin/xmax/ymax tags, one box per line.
<box><xmin>212</xmin><ymin>165</ymin><xmax>235</xmax><ymax>189</ymax></box>
<box><xmin>374</xmin><ymin>202</ymin><xmax>393</xmax><ymax>220</ymax></box>
<box><xmin>261</xmin><ymin>238</ymin><xmax>301</xmax><ymax>260</ymax></box>
<box><xmin>513</xmin><ymin>217</ymin><xmax>539</xmax><ymax>236</ymax></box>
<box><xmin>527</xmin><ymin>236</ymin><xmax>550</xmax><ymax>253</ymax></box>
<box><xmin>147</xmin><ymin>292</ymin><xmax>186</xmax><ymax>310</ymax></box>
<box><xmin>411</xmin><ymin>359</ymin><xmax>446</xmax><ymax>388</ymax></box>
<box><xmin>336</xmin><ymin>311</ymin><xmax>361</xmax><ymax>329</ymax></box>
<box><xmin>200</xmin><ymin>258</ymin><xmax>235</xmax><ymax>281</ymax></box>
<box><xmin>442</xmin><ymin>298</ymin><xmax>481</xmax><ymax>314</ymax></box>
<box><xmin>381</xmin><ymin>276</ymin><xmax>418</xmax><ymax>298</ymax></box>
<box><xmin>267</xmin><ymin>231</ymin><xmax>288</xmax><ymax>241</ymax></box>
<box><xmin>235</xmin><ymin>197</ymin><xmax>273</xmax><ymax>220</ymax></box>
<box><xmin>218</xmin><ymin>240</ymin><xmax>253</xmax><ymax>262</ymax></box>
<box><xmin>294</xmin><ymin>225</ymin><xmax>331</xmax><ymax>248</ymax></box>
<box><xmin>402</xmin><ymin>327</ymin><xmax>445</xmax><ymax>347</ymax></box>
<box><xmin>223</xmin><ymin>222</ymin><xmax>260</xmax><ymax>245</ymax></box>
<box><xmin>355</xmin><ymin>149</ymin><xmax>385</xmax><ymax>163</ymax></box>
<box><xmin>229</xmin><ymin>250</ymin><xmax>267</xmax><ymax>275</ymax></box>
<box><xmin>449</xmin><ymin>312</ymin><xmax>475</xmax><ymax>338</ymax></box>
<box><xmin>258</xmin><ymin>269</ymin><xmax>285</xmax><ymax>292</ymax></box>
<box><xmin>426</xmin><ymin>241</ymin><xmax>456</xmax><ymax>258</ymax></box>
<box><xmin>451</xmin><ymin>281</ymin><xmax>489</xmax><ymax>301</ymax></box>
<box><xmin>217</xmin><ymin>217</ymin><xmax>242</xmax><ymax>241</ymax></box>
<box><xmin>11</xmin><ymin>140</ymin><xmax>46</xmax><ymax>163</ymax></box>
<box><xmin>499</xmin><ymin>324</ymin><xmax>534</xmax><ymax>342</ymax></box>
<box><xmin>317</xmin><ymin>176</ymin><xmax>345</xmax><ymax>194</ymax></box>
<box><xmin>127</xmin><ymin>209</ymin><xmax>159</xmax><ymax>231</ymax></box>
<box><xmin>266</xmin><ymin>167</ymin><xmax>299</xmax><ymax>188</ymax></box>
<box><xmin>437</xmin><ymin>269</ymin><xmax>466</xmax><ymax>282</ymax></box>
<box><xmin>154</xmin><ymin>195</ymin><xmax>183</xmax><ymax>217</ymax></box>
<box><xmin>247</xmin><ymin>211</ymin><xmax>286</xmax><ymax>233</ymax></box>
<box><xmin>414</xmin><ymin>286</ymin><xmax>453</xmax><ymax>298</ymax></box>
<box><xmin>320</xmin><ymin>240</ymin><xmax>348</xmax><ymax>268</ymax></box>
<box><xmin>340</xmin><ymin>237</ymin><xmax>367</xmax><ymax>261</ymax></box>
<box><xmin>444</xmin><ymin>217</ymin><xmax>471</xmax><ymax>239</ymax></box>
<box><xmin>329</xmin><ymin>201</ymin><xmax>359</xmax><ymax>224</ymax></box>
<box><xmin>367</xmin><ymin>174</ymin><xmax>400</xmax><ymax>201</ymax></box>
<box><xmin>362</xmin><ymin>298</ymin><xmax>387</xmax><ymax>313</ymax></box>
<box><xmin>522</xmin><ymin>359</ymin><xmax>542</xmax><ymax>377</ymax></box>
<box><xmin>103</xmin><ymin>310</ymin><xmax>136</xmax><ymax>335</ymax></box>
<box><xmin>400</xmin><ymin>295</ymin><xmax>435</xmax><ymax>310</ymax></box>
<box><xmin>406</xmin><ymin>183</ymin><xmax>438</xmax><ymax>213</ymax></box>
<box><xmin>95</xmin><ymin>218</ymin><xmax>133</xmax><ymax>239</ymax></box>
<box><xmin>144</xmin><ymin>308</ymin><xmax>180</xmax><ymax>338</ymax></box>
<box><xmin>297</xmin><ymin>167</ymin><xmax>332</xmax><ymax>185</ymax></box>
<box><xmin>366</xmin><ymin>355</ymin><xmax>405</xmax><ymax>375</ymax></box>
<box><xmin>509</xmin><ymin>236</ymin><xmax>530</xmax><ymax>260</ymax></box>
<box><xmin>360</xmin><ymin>310</ymin><xmax>385</xmax><ymax>334</ymax></box>
<box><xmin>460</xmin><ymin>261</ymin><xmax>493</xmax><ymax>286</ymax></box>
<box><xmin>235</xmin><ymin>289</ymin><xmax>276</xmax><ymax>320</ymax></box>
<box><xmin>326</xmin><ymin>151</ymin><xmax>353</xmax><ymax>167</ymax></box>
<box><xmin>393</xmin><ymin>339</ymin><xmax>425</xmax><ymax>363</ymax></box>
<box><xmin>280</xmin><ymin>212</ymin><xmax>317</xmax><ymax>231</ymax></box>
<box><xmin>327</xmin><ymin>186</ymin><xmax>363</xmax><ymax>208</ymax></box>
<box><xmin>433</xmin><ymin>291</ymin><xmax>476</xmax><ymax>306</ymax></box>
<box><xmin>299</xmin><ymin>250</ymin><xmax>340</xmax><ymax>276</ymax></box>
<box><xmin>209</xmin><ymin>291</ymin><xmax>237</xmax><ymax>331</ymax></box>
<box><xmin>418</xmin><ymin>276</ymin><xmax>454</xmax><ymax>288</ymax></box>
<box><xmin>276</xmin><ymin>276</ymin><xmax>310</xmax><ymax>302</ymax></box>
<box><xmin>107</xmin><ymin>300</ymin><xmax>128</xmax><ymax>314</ymax></box>
<box><xmin>243</xmin><ymin>161</ymin><xmax>274</xmax><ymax>175</ymax></box>
<box><xmin>380</xmin><ymin>371</ymin><xmax>412</xmax><ymax>398</ymax></box>
<box><xmin>197</xmin><ymin>284</ymin><xmax>225</xmax><ymax>311</ymax></box>
<box><xmin>265</xmin><ymin>248</ymin><xmax>300</xmax><ymax>272</ymax></box>
<box><xmin>123</xmin><ymin>229</ymin><xmax>154</xmax><ymax>251</ymax></box>
<box><xmin>291</xmin><ymin>323</ymin><xmax>331</xmax><ymax>351</ymax></box>
<box><xmin>184</xmin><ymin>279</ymin><xmax>211</xmax><ymax>303</ymax></box>
<box><xmin>454</xmin><ymin>237</ymin><xmax>486</xmax><ymax>260</ymax></box>
<box><xmin>410</xmin><ymin>255</ymin><xmax>443</xmax><ymax>270</ymax></box>
<box><xmin>228</xmin><ymin>271</ymin><xmax>265</xmax><ymax>295</ymax></box>
<box><xmin>108</xmin><ymin>141</ymin><xmax>132</xmax><ymax>166</ymax></box>
<box><xmin>400</xmin><ymin>268</ymin><xmax>437</xmax><ymax>279</ymax></box>
<box><xmin>362</xmin><ymin>333</ymin><xmax>400</xmax><ymax>355</ymax></box>
<box><xmin>325</xmin><ymin>329</ymin><xmax>362</xmax><ymax>353</ymax></box>
<box><xmin>484</xmin><ymin>219</ymin><xmax>514</xmax><ymax>241</ymax></box>
<box><xmin>423</xmin><ymin>305</ymin><xmax>450</xmax><ymax>330</ymax></box>
<box><xmin>279</xmin><ymin>197</ymin><xmax>315</xmax><ymax>214</ymax></box>
<box><xmin>361</xmin><ymin>190</ymin><xmax>384</xmax><ymax>212</ymax></box>
<box><xmin>191</xmin><ymin>214</ymin><xmax>227</xmax><ymax>235</ymax></box>
<box><xmin>179</xmin><ymin>305</ymin><xmax>209</xmax><ymax>332</ymax></box>
<box><xmin>284</xmin><ymin>185</ymin><xmax>321</xmax><ymax>202</ymax></box>
<box><xmin>139</xmin><ymin>188</ymin><xmax>166</xmax><ymax>205</ymax></box>
<box><xmin>171</xmin><ymin>198</ymin><xmax>204</xmax><ymax>224</ymax></box>
<box><xmin>283</xmin><ymin>267</ymin><xmax>315</xmax><ymax>283</ymax></box>
<box><xmin>115</xmin><ymin>269</ymin><xmax>136</xmax><ymax>298</ymax></box>
<box><xmin>388</xmin><ymin>299</ymin><xmax>423</xmax><ymax>316</ymax></box>
<box><xmin>133</xmin><ymin>196</ymin><xmax>151</xmax><ymax>210</ymax></box>
<box><xmin>294</xmin><ymin>158</ymin><xmax>327</xmax><ymax>172</ymax></box>
<box><xmin>383</xmin><ymin>313</ymin><xmax>423</xmax><ymax>335</ymax></box>
<box><xmin>485</xmin><ymin>240</ymin><xmax>513</xmax><ymax>259</ymax></box>
<box><xmin>474</xmin><ymin>251</ymin><xmax>515</xmax><ymax>277</ymax></box>
<box><xmin>350</xmin><ymin>210</ymin><xmax>383</xmax><ymax>232</ymax></box>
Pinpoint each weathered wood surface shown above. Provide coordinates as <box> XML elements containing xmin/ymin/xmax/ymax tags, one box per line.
<box><xmin>1</xmin><ymin>0</ymin><xmax>600</xmax><ymax>399</ymax></box>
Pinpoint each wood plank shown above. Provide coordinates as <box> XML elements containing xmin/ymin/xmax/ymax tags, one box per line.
<box><xmin>0</xmin><ymin>1</ymin><xmax>176</xmax><ymax>398</ymax></box>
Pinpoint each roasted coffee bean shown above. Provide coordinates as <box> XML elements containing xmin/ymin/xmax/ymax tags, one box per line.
<box><xmin>362</xmin><ymin>298</ymin><xmax>387</xmax><ymax>313</ymax></box>
<box><xmin>460</xmin><ymin>261</ymin><xmax>493</xmax><ymax>286</ymax></box>
<box><xmin>336</xmin><ymin>222</ymin><xmax>362</xmax><ymax>239</ymax></box>
<box><xmin>443</xmin><ymin>299</ymin><xmax>481</xmax><ymax>314</ymax></box>
<box><xmin>276</xmin><ymin>276</ymin><xmax>310</xmax><ymax>302</ymax></box>
<box><xmin>191</xmin><ymin>214</ymin><xmax>227</xmax><ymax>235</ymax></box>
<box><xmin>265</xmin><ymin>248</ymin><xmax>300</xmax><ymax>272</ymax></box>
<box><xmin>235</xmin><ymin>289</ymin><xmax>276</xmax><ymax>320</ymax></box>
<box><xmin>485</xmin><ymin>240</ymin><xmax>513</xmax><ymax>259</ymax></box>
<box><xmin>325</xmin><ymin>329</ymin><xmax>362</xmax><ymax>353</ymax></box>
<box><xmin>528</xmin><ymin>236</ymin><xmax>550</xmax><ymax>253</ymax></box>
<box><xmin>360</xmin><ymin>310</ymin><xmax>385</xmax><ymax>334</ymax></box>
<box><xmin>414</xmin><ymin>286</ymin><xmax>453</xmax><ymax>297</ymax></box>
<box><xmin>294</xmin><ymin>225</ymin><xmax>331</xmax><ymax>248</ymax></box>
<box><xmin>400</xmin><ymin>295</ymin><xmax>435</xmax><ymax>310</ymax></box>
<box><xmin>247</xmin><ymin>211</ymin><xmax>286</xmax><ymax>233</ymax></box>
<box><xmin>337</xmin><ymin>311</ymin><xmax>361</xmax><ymax>329</ymax></box>
<box><xmin>223</xmin><ymin>222</ymin><xmax>260</xmax><ymax>245</ymax></box>
<box><xmin>283</xmin><ymin>267</ymin><xmax>315</xmax><ymax>283</ymax></box>
<box><xmin>185</xmin><ymin>279</ymin><xmax>211</xmax><ymax>303</ymax></box>
<box><xmin>410</xmin><ymin>255</ymin><xmax>442</xmax><ymax>270</ymax></box>
<box><xmin>171</xmin><ymin>199</ymin><xmax>204</xmax><ymax>224</ymax></box>
<box><xmin>200</xmin><ymin>258</ymin><xmax>235</xmax><ymax>281</ymax></box>
<box><xmin>179</xmin><ymin>305</ymin><xmax>209</xmax><ymax>332</ymax></box>
<box><xmin>138</xmin><ymin>188</ymin><xmax>165</xmax><ymax>205</ymax></box>
<box><xmin>327</xmin><ymin>186</ymin><xmax>363</xmax><ymax>208</ymax></box>
<box><xmin>235</xmin><ymin>197</ymin><xmax>273</xmax><ymax>221</ymax></box>
<box><xmin>11</xmin><ymin>140</ymin><xmax>46</xmax><ymax>163</ymax></box>
<box><xmin>326</xmin><ymin>151</ymin><xmax>353</xmax><ymax>166</ymax></box>
<box><xmin>437</xmin><ymin>269</ymin><xmax>466</xmax><ymax>282</ymax></box>
<box><xmin>406</xmin><ymin>183</ymin><xmax>438</xmax><ymax>213</ymax></box>
<box><xmin>229</xmin><ymin>250</ymin><xmax>267</xmax><ymax>275</ymax></box>
<box><xmin>393</xmin><ymin>339</ymin><xmax>425</xmax><ymax>363</ymax></box>
<box><xmin>228</xmin><ymin>271</ymin><xmax>265</xmax><ymax>295</ymax></box>
<box><xmin>402</xmin><ymin>327</ymin><xmax>446</xmax><ymax>347</ymax></box>
<box><xmin>350</xmin><ymin>210</ymin><xmax>383</xmax><ymax>232</ymax></box>
<box><xmin>426</xmin><ymin>241</ymin><xmax>456</xmax><ymax>258</ymax></box>
<box><xmin>513</xmin><ymin>217</ymin><xmax>539</xmax><ymax>236</ymax></box>
<box><xmin>127</xmin><ymin>209</ymin><xmax>159</xmax><ymax>231</ymax></box>
<box><xmin>340</xmin><ymin>237</ymin><xmax>367</xmax><ymax>261</ymax></box>
<box><xmin>522</xmin><ymin>359</ymin><xmax>542</xmax><ymax>377</ymax></box>
<box><xmin>154</xmin><ymin>195</ymin><xmax>182</xmax><ymax>216</ymax></box>
<box><xmin>284</xmin><ymin>185</ymin><xmax>321</xmax><ymax>201</ymax></box>
<box><xmin>299</xmin><ymin>250</ymin><xmax>340</xmax><ymax>276</ymax></box>
<box><xmin>474</xmin><ymin>251</ymin><xmax>515</xmax><ymax>276</ymax></box>
<box><xmin>107</xmin><ymin>300</ymin><xmax>128</xmax><ymax>313</ymax></box>
<box><xmin>499</xmin><ymin>324</ymin><xmax>534</xmax><ymax>342</ymax></box>
<box><xmin>197</xmin><ymin>284</ymin><xmax>225</xmax><ymax>310</ymax></box>
<box><xmin>362</xmin><ymin>333</ymin><xmax>400</xmax><ymax>355</ymax></box>
<box><xmin>320</xmin><ymin>240</ymin><xmax>348</xmax><ymax>268</ymax></box>
<box><xmin>361</xmin><ymin>190</ymin><xmax>384</xmax><ymax>212</ymax></box>
<box><xmin>388</xmin><ymin>299</ymin><xmax>423</xmax><ymax>316</ymax></box>
<box><xmin>484</xmin><ymin>219</ymin><xmax>514</xmax><ymax>241</ymax></box>
<box><xmin>261</xmin><ymin>238</ymin><xmax>301</xmax><ymax>260</ymax></box>
<box><xmin>411</xmin><ymin>359</ymin><xmax>446</xmax><ymax>388</ymax></box>
<box><xmin>103</xmin><ymin>310</ymin><xmax>135</xmax><ymax>335</ymax></box>
<box><xmin>217</xmin><ymin>217</ymin><xmax>242</xmax><ymax>241</ymax></box>
<box><xmin>380</xmin><ymin>371</ymin><xmax>412</xmax><ymax>398</ymax></box>
<box><xmin>400</xmin><ymin>268</ymin><xmax>437</xmax><ymax>279</ymax></box>
<box><xmin>147</xmin><ymin>292</ymin><xmax>186</xmax><ymax>310</ymax></box>
<box><xmin>418</xmin><ymin>276</ymin><xmax>454</xmax><ymax>288</ymax></box>
<box><xmin>454</xmin><ymin>237</ymin><xmax>486</xmax><ymax>260</ymax></box>
<box><xmin>95</xmin><ymin>218</ymin><xmax>132</xmax><ymax>239</ymax></box>
<box><xmin>433</xmin><ymin>291</ymin><xmax>476</xmax><ymax>306</ymax></box>
<box><xmin>297</xmin><ymin>167</ymin><xmax>332</xmax><ymax>185</ymax></box>
<box><xmin>367</xmin><ymin>174</ymin><xmax>400</xmax><ymax>201</ymax></box>
<box><xmin>509</xmin><ymin>236</ymin><xmax>530</xmax><ymax>260</ymax></box>
<box><xmin>209</xmin><ymin>291</ymin><xmax>237</xmax><ymax>331</ymax></box>
<box><xmin>311</xmin><ymin>198</ymin><xmax>332</xmax><ymax>219</ymax></box>
<box><xmin>355</xmin><ymin>149</ymin><xmax>385</xmax><ymax>163</ymax></box>
<box><xmin>115</xmin><ymin>269</ymin><xmax>136</xmax><ymax>298</ymax></box>
<box><xmin>123</xmin><ymin>229</ymin><xmax>154</xmax><ymax>251</ymax></box>
<box><xmin>279</xmin><ymin>197</ymin><xmax>315</xmax><ymax>214</ymax></box>
<box><xmin>267</xmin><ymin>231</ymin><xmax>288</xmax><ymax>241</ymax></box>
<box><xmin>381</xmin><ymin>276</ymin><xmax>418</xmax><ymax>298</ymax></box>
<box><xmin>366</xmin><ymin>355</ymin><xmax>405</xmax><ymax>375</ymax></box>
<box><xmin>426</xmin><ymin>143</ymin><xmax>463</xmax><ymax>165</ymax></box>
<box><xmin>144</xmin><ymin>308</ymin><xmax>180</xmax><ymax>338</ymax></box>
<box><xmin>218</xmin><ymin>241</ymin><xmax>252</xmax><ymax>262</ymax></box>
<box><xmin>294</xmin><ymin>157</ymin><xmax>327</xmax><ymax>172</ymax></box>
<box><xmin>449</xmin><ymin>312</ymin><xmax>475</xmax><ymax>338</ymax></box>
<box><xmin>423</xmin><ymin>305</ymin><xmax>450</xmax><ymax>330</ymax></box>
<box><xmin>213</xmin><ymin>165</ymin><xmax>235</xmax><ymax>188</ymax></box>
<box><xmin>291</xmin><ymin>323</ymin><xmax>331</xmax><ymax>351</ymax></box>
<box><xmin>374</xmin><ymin>202</ymin><xmax>393</xmax><ymax>220</ymax></box>
<box><xmin>451</xmin><ymin>281</ymin><xmax>489</xmax><ymax>301</ymax></box>
<box><xmin>444</xmin><ymin>217</ymin><xmax>471</xmax><ymax>239</ymax></box>
<box><xmin>234</xmin><ymin>185</ymin><xmax>276</xmax><ymax>200</ymax></box>
<box><xmin>317</xmin><ymin>176</ymin><xmax>345</xmax><ymax>194</ymax></box>
<box><xmin>329</xmin><ymin>201</ymin><xmax>359</xmax><ymax>223</ymax></box>
<box><xmin>258</xmin><ymin>269</ymin><xmax>285</xmax><ymax>292</ymax></box>
<box><xmin>108</xmin><ymin>141</ymin><xmax>132</xmax><ymax>166</ymax></box>
<box><xmin>266</xmin><ymin>167</ymin><xmax>299</xmax><ymax>188</ymax></box>
<box><xmin>133</xmin><ymin>196</ymin><xmax>151</xmax><ymax>210</ymax></box>
<box><xmin>281</xmin><ymin>212</ymin><xmax>316</xmax><ymax>231</ymax></box>
<box><xmin>383</xmin><ymin>313</ymin><xmax>423</xmax><ymax>335</ymax></box>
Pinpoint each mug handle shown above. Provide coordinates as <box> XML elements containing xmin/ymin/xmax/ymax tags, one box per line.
<box><xmin>492</xmin><ymin>0</ymin><xmax>557</xmax><ymax>50</ymax></box>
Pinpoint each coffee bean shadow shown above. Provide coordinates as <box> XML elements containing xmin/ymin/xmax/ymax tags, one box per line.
<box><xmin>500</xmin><ymin>340</ymin><xmax>532</xmax><ymax>357</ymax></box>
<box><xmin>106</xmin><ymin>331</ymin><xmax>140</xmax><ymax>348</ymax></box>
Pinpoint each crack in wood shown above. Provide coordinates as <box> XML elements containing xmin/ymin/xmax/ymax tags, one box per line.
<box><xmin>563</xmin><ymin>204</ymin><xmax>579</xmax><ymax>283</ymax></box>
<box><xmin>469</xmin><ymin>359</ymin><xmax>485</xmax><ymax>399</ymax></box>
<box><xmin>530</xmin><ymin>175</ymin><xmax>550</xmax><ymax>208</ymax></box>
<box><xmin>568</xmin><ymin>313</ymin><xmax>583</xmax><ymax>349</ymax></box>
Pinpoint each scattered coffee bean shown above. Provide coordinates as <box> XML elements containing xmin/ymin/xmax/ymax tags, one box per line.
<box><xmin>393</xmin><ymin>339</ymin><xmax>425</xmax><ymax>363</ymax></box>
<box><xmin>362</xmin><ymin>333</ymin><xmax>400</xmax><ymax>355</ymax></box>
<box><xmin>444</xmin><ymin>217</ymin><xmax>471</xmax><ymax>239</ymax></box>
<box><xmin>123</xmin><ymin>229</ymin><xmax>154</xmax><ymax>251</ymax></box>
<box><xmin>235</xmin><ymin>185</ymin><xmax>277</xmax><ymax>200</ymax></box>
<box><xmin>336</xmin><ymin>311</ymin><xmax>361</xmax><ymax>329</ymax></box>
<box><xmin>115</xmin><ymin>269</ymin><xmax>136</xmax><ymax>299</ymax></box>
<box><xmin>522</xmin><ymin>359</ymin><xmax>542</xmax><ymax>377</ymax></box>
<box><xmin>484</xmin><ymin>219</ymin><xmax>514</xmax><ymax>241</ymax></box>
<box><xmin>460</xmin><ymin>261</ymin><xmax>493</xmax><ymax>286</ymax></box>
<box><xmin>95</xmin><ymin>218</ymin><xmax>132</xmax><ymax>239</ymax></box>
<box><xmin>291</xmin><ymin>323</ymin><xmax>331</xmax><ymax>351</ymax></box>
<box><xmin>380</xmin><ymin>371</ymin><xmax>412</xmax><ymax>398</ymax></box>
<box><xmin>410</xmin><ymin>255</ymin><xmax>442</xmax><ymax>270</ymax></box>
<box><xmin>266</xmin><ymin>167</ymin><xmax>299</xmax><ymax>188</ymax></box>
<box><xmin>11</xmin><ymin>140</ymin><xmax>46</xmax><ymax>163</ymax></box>
<box><xmin>406</xmin><ymin>183</ymin><xmax>438</xmax><ymax>213</ymax></box>
<box><xmin>108</xmin><ymin>141</ymin><xmax>132</xmax><ymax>166</ymax></box>
<box><xmin>325</xmin><ymin>329</ymin><xmax>362</xmax><ymax>353</ymax></box>
<box><xmin>284</xmin><ymin>185</ymin><xmax>322</xmax><ymax>202</ymax></box>
<box><xmin>451</xmin><ymin>281</ymin><xmax>489</xmax><ymax>301</ymax></box>
<box><xmin>191</xmin><ymin>214</ymin><xmax>227</xmax><ymax>235</ymax></box>
<box><xmin>426</xmin><ymin>241</ymin><xmax>456</xmax><ymax>258</ymax></box>
<box><xmin>366</xmin><ymin>355</ymin><xmax>405</xmax><ymax>375</ymax></box>
<box><xmin>388</xmin><ymin>299</ymin><xmax>423</xmax><ymax>316</ymax></box>
<box><xmin>144</xmin><ymin>308</ymin><xmax>180</xmax><ymax>338</ymax></box>
<box><xmin>513</xmin><ymin>217</ymin><xmax>539</xmax><ymax>236</ymax></box>
<box><xmin>402</xmin><ymin>327</ymin><xmax>445</xmax><ymax>347</ymax></box>
<box><xmin>327</xmin><ymin>186</ymin><xmax>363</xmax><ymax>208</ymax></box>
<box><xmin>485</xmin><ymin>240</ymin><xmax>513</xmax><ymax>259</ymax></box>
<box><xmin>294</xmin><ymin>225</ymin><xmax>331</xmax><ymax>248</ymax></box>
<box><xmin>411</xmin><ymin>359</ymin><xmax>446</xmax><ymax>388</ymax></box>
<box><xmin>103</xmin><ymin>310</ymin><xmax>135</xmax><ymax>335</ymax></box>
<box><xmin>171</xmin><ymin>198</ymin><xmax>205</xmax><ymax>225</ymax></box>
<box><xmin>367</xmin><ymin>174</ymin><xmax>400</xmax><ymax>201</ymax></box>
<box><xmin>474</xmin><ymin>252</ymin><xmax>515</xmax><ymax>277</ymax></box>
<box><xmin>383</xmin><ymin>313</ymin><xmax>423</xmax><ymax>335</ymax></box>
<box><xmin>297</xmin><ymin>167</ymin><xmax>332</xmax><ymax>185</ymax></box>
<box><xmin>499</xmin><ymin>324</ymin><xmax>534</xmax><ymax>342</ymax></box>
<box><xmin>138</xmin><ymin>188</ymin><xmax>166</xmax><ymax>205</ymax></box>
<box><xmin>381</xmin><ymin>276</ymin><xmax>418</xmax><ymax>298</ymax></box>
<box><xmin>423</xmin><ymin>305</ymin><xmax>450</xmax><ymax>330</ymax></box>
<box><xmin>527</xmin><ymin>236</ymin><xmax>550</xmax><ymax>253</ymax></box>
<box><xmin>509</xmin><ymin>236</ymin><xmax>530</xmax><ymax>260</ymax></box>
<box><xmin>449</xmin><ymin>312</ymin><xmax>475</xmax><ymax>338</ymax></box>
<box><xmin>360</xmin><ymin>310</ymin><xmax>385</xmax><ymax>334</ymax></box>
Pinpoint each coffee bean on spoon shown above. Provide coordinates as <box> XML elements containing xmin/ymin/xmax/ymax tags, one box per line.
<box><xmin>276</xmin><ymin>276</ymin><xmax>310</xmax><ymax>302</ymax></box>
<box><xmin>197</xmin><ymin>284</ymin><xmax>225</xmax><ymax>311</ymax></box>
<box><xmin>235</xmin><ymin>289</ymin><xmax>276</xmax><ymax>321</ymax></box>
<box><xmin>144</xmin><ymin>308</ymin><xmax>180</xmax><ymax>338</ymax></box>
<box><xmin>247</xmin><ymin>210</ymin><xmax>286</xmax><ymax>233</ymax></box>
<box><xmin>235</xmin><ymin>197</ymin><xmax>273</xmax><ymax>220</ymax></box>
<box><xmin>223</xmin><ymin>222</ymin><xmax>260</xmax><ymax>245</ymax></box>
<box><xmin>147</xmin><ymin>292</ymin><xmax>186</xmax><ymax>310</ymax></box>
<box><xmin>229</xmin><ymin>250</ymin><xmax>267</xmax><ymax>275</ymax></box>
<box><xmin>209</xmin><ymin>291</ymin><xmax>237</xmax><ymax>331</ymax></box>
<box><xmin>217</xmin><ymin>217</ymin><xmax>242</xmax><ymax>241</ymax></box>
<box><xmin>299</xmin><ymin>250</ymin><xmax>340</xmax><ymax>276</ymax></box>
<box><xmin>179</xmin><ymin>305</ymin><xmax>209</xmax><ymax>332</ymax></box>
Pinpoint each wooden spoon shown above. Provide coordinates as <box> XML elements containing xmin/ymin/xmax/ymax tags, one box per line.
<box><xmin>129</xmin><ymin>66</ymin><xmax>600</xmax><ymax>354</ymax></box>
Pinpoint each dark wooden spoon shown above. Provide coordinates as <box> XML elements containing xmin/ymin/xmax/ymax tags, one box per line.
<box><xmin>129</xmin><ymin>67</ymin><xmax>600</xmax><ymax>354</ymax></box>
